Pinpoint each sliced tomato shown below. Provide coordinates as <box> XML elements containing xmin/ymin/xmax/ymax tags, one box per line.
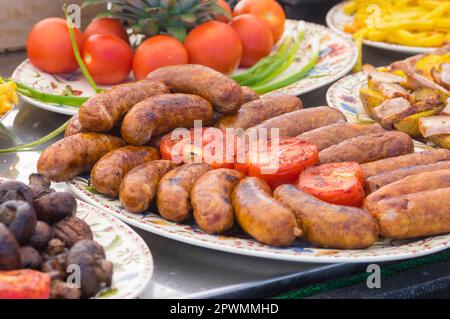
<box><xmin>296</xmin><ymin>162</ymin><xmax>365</xmax><ymax>207</ymax></box>
<box><xmin>159</xmin><ymin>128</ymin><xmax>236</xmax><ymax>169</ymax></box>
<box><xmin>0</xmin><ymin>270</ymin><xmax>51</xmax><ymax>299</ymax></box>
<box><xmin>235</xmin><ymin>137</ymin><xmax>319</xmax><ymax>189</ymax></box>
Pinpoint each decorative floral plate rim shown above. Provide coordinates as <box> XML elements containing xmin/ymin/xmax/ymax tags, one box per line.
<box><xmin>326</xmin><ymin>2</ymin><xmax>435</xmax><ymax>54</ymax></box>
<box><xmin>0</xmin><ymin>177</ymin><xmax>154</xmax><ymax>299</ymax></box>
<box><xmin>11</xmin><ymin>19</ymin><xmax>357</xmax><ymax>115</ymax></box>
<box><xmin>68</xmin><ymin>176</ymin><xmax>450</xmax><ymax>264</ymax></box>
<box><xmin>326</xmin><ymin>71</ymin><xmax>434</xmax><ymax>152</ymax></box>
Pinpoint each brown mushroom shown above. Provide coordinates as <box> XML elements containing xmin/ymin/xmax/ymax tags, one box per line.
<box><xmin>66</xmin><ymin>240</ymin><xmax>113</xmax><ymax>298</ymax></box>
<box><xmin>34</xmin><ymin>192</ymin><xmax>77</xmax><ymax>224</ymax></box>
<box><xmin>53</xmin><ymin>217</ymin><xmax>93</xmax><ymax>248</ymax></box>
<box><xmin>28</xmin><ymin>221</ymin><xmax>53</xmax><ymax>251</ymax></box>
<box><xmin>42</xmin><ymin>250</ymin><xmax>69</xmax><ymax>279</ymax></box>
<box><xmin>0</xmin><ymin>181</ymin><xmax>34</xmax><ymax>206</ymax></box>
<box><xmin>0</xmin><ymin>200</ymin><xmax>37</xmax><ymax>244</ymax></box>
<box><xmin>28</xmin><ymin>173</ymin><xmax>54</xmax><ymax>200</ymax></box>
<box><xmin>50</xmin><ymin>280</ymin><xmax>82</xmax><ymax>299</ymax></box>
<box><xmin>19</xmin><ymin>246</ymin><xmax>43</xmax><ymax>270</ymax></box>
<box><xmin>45</xmin><ymin>238</ymin><xmax>66</xmax><ymax>256</ymax></box>
<box><xmin>0</xmin><ymin>223</ymin><xmax>21</xmax><ymax>270</ymax></box>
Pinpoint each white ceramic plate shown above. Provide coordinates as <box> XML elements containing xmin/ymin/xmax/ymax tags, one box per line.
<box><xmin>11</xmin><ymin>19</ymin><xmax>357</xmax><ymax>116</ymax></box>
<box><xmin>0</xmin><ymin>177</ymin><xmax>153</xmax><ymax>299</ymax></box>
<box><xmin>326</xmin><ymin>2</ymin><xmax>435</xmax><ymax>54</ymax></box>
<box><xmin>68</xmin><ymin>176</ymin><xmax>450</xmax><ymax>264</ymax></box>
<box><xmin>326</xmin><ymin>71</ymin><xmax>434</xmax><ymax>152</ymax></box>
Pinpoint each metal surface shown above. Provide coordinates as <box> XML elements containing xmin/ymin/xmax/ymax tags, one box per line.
<box><xmin>0</xmin><ymin>46</ymin><xmax>412</xmax><ymax>299</ymax></box>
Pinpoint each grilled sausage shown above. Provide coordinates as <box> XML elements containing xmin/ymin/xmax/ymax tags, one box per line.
<box><xmin>37</xmin><ymin>133</ymin><xmax>126</xmax><ymax>182</ymax></box>
<box><xmin>241</xmin><ymin>86</ymin><xmax>259</xmax><ymax>104</ymax></box>
<box><xmin>191</xmin><ymin>168</ymin><xmax>244</xmax><ymax>234</ymax></box>
<box><xmin>91</xmin><ymin>146</ymin><xmax>160</xmax><ymax>197</ymax></box>
<box><xmin>216</xmin><ymin>95</ymin><xmax>302</xmax><ymax>130</ymax></box>
<box><xmin>79</xmin><ymin>80</ymin><xmax>169</xmax><ymax>132</ymax></box>
<box><xmin>246</xmin><ymin>107</ymin><xmax>346</xmax><ymax>137</ymax></box>
<box><xmin>361</xmin><ymin>149</ymin><xmax>450</xmax><ymax>178</ymax></box>
<box><xmin>319</xmin><ymin>131</ymin><xmax>414</xmax><ymax>164</ymax></box>
<box><xmin>119</xmin><ymin>160</ymin><xmax>177</xmax><ymax>214</ymax></box>
<box><xmin>365</xmin><ymin>161</ymin><xmax>450</xmax><ymax>193</ymax></box>
<box><xmin>146</xmin><ymin>64</ymin><xmax>243</xmax><ymax>114</ymax></box>
<box><xmin>65</xmin><ymin>115</ymin><xmax>85</xmax><ymax>137</ymax></box>
<box><xmin>274</xmin><ymin>184</ymin><xmax>379</xmax><ymax>249</ymax></box>
<box><xmin>369</xmin><ymin>187</ymin><xmax>450</xmax><ymax>239</ymax></box>
<box><xmin>364</xmin><ymin>169</ymin><xmax>450</xmax><ymax>215</ymax></box>
<box><xmin>157</xmin><ymin>163</ymin><xmax>211</xmax><ymax>222</ymax></box>
<box><xmin>297</xmin><ymin>123</ymin><xmax>385</xmax><ymax>151</ymax></box>
<box><xmin>232</xmin><ymin>177</ymin><xmax>301</xmax><ymax>247</ymax></box>
<box><xmin>121</xmin><ymin>94</ymin><xmax>214</xmax><ymax>145</ymax></box>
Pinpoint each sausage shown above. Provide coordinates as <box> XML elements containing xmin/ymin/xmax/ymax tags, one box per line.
<box><xmin>361</xmin><ymin>149</ymin><xmax>450</xmax><ymax>178</ymax></box>
<box><xmin>215</xmin><ymin>95</ymin><xmax>302</xmax><ymax>130</ymax></box>
<box><xmin>319</xmin><ymin>131</ymin><xmax>414</xmax><ymax>164</ymax></box>
<box><xmin>79</xmin><ymin>79</ymin><xmax>169</xmax><ymax>132</ymax></box>
<box><xmin>119</xmin><ymin>160</ymin><xmax>177</xmax><ymax>214</ymax></box>
<box><xmin>365</xmin><ymin>161</ymin><xmax>450</xmax><ymax>194</ymax></box>
<box><xmin>91</xmin><ymin>146</ymin><xmax>160</xmax><ymax>197</ymax></box>
<box><xmin>37</xmin><ymin>133</ymin><xmax>126</xmax><ymax>182</ymax></box>
<box><xmin>232</xmin><ymin>177</ymin><xmax>301</xmax><ymax>247</ymax></box>
<box><xmin>65</xmin><ymin>115</ymin><xmax>85</xmax><ymax>137</ymax></box>
<box><xmin>369</xmin><ymin>188</ymin><xmax>450</xmax><ymax>239</ymax></box>
<box><xmin>297</xmin><ymin>123</ymin><xmax>385</xmax><ymax>151</ymax></box>
<box><xmin>121</xmin><ymin>94</ymin><xmax>214</xmax><ymax>145</ymax></box>
<box><xmin>274</xmin><ymin>184</ymin><xmax>379</xmax><ymax>249</ymax></box>
<box><xmin>241</xmin><ymin>86</ymin><xmax>259</xmax><ymax>104</ymax></box>
<box><xmin>146</xmin><ymin>64</ymin><xmax>243</xmax><ymax>114</ymax></box>
<box><xmin>191</xmin><ymin>168</ymin><xmax>244</xmax><ymax>234</ymax></box>
<box><xmin>246</xmin><ymin>107</ymin><xmax>346</xmax><ymax>137</ymax></box>
<box><xmin>364</xmin><ymin>169</ymin><xmax>450</xmax><ymax>215</ymax></box>
<box><xmin>157</xmin><ymin>163</ymin><xmax>211</xmax><ymax>222</ymax></box>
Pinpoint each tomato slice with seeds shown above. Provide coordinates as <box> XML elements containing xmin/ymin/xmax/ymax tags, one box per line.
<box><xmin>0</xmin><ymin>270</ymin><xmax>51</xmax><ymax>299</ymax></box>
<box><xmin>296</xmin><ymin>162</ymin><xmax>365</xmax><ymax>207</ymax></box>
<box><xmin>235</xmin><ymin>137</ymin><xmax>319</xmax><ymax>189</ymax></box>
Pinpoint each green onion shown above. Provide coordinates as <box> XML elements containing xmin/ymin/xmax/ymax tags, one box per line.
<box><xmin>15</xmin><ymin>82</ymin><xmax>88</xmax><ymax>107</ymax></box>
<box><xmin>65</xmin><ymin>8</ymin><xmax>101</xmax><ymax>94</ymax></box>
<box><xmin>0</xmin><ymin>121</ymin><xmax>68</xmax><ymax>154</ymax></box>
<box><xmin>254</xmin><ymin>22</ymin><xmax>306</xmax><ymax>86</ymax></box>
<box><xmin>251</xmin><ymin>36</ymin><xmax>320</xmax><ymax>95</ymax></box>
<box><xmin>231</xmin><ymin>36</ymin><xmax>293</xmax><ymax>83</ymax></box>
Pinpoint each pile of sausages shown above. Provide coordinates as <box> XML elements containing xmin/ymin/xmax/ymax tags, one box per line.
<box><xmin>36</xmin><ymin>64</ymin><xmax>450</xmax><ymax>250</ymax></box>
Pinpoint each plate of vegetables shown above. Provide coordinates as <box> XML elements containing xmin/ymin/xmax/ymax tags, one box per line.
<box><xmin>326</xmin><ymin>0</ymin><xmax>449</xmax><ymax>54</ymax></box>
<box><xmin>11</xmin><ymin>0</ymin><xmax>357</xmax><ymax>115</ymax></box>
<box><xmin>326</xmin><ymin>46</ymin><xmax>450</xmax><ymax>151</ymax></box>
<box><xmin>0</xmin><ymin>176</ymin><xmax>153</xmax><ymax>299</ymax></box>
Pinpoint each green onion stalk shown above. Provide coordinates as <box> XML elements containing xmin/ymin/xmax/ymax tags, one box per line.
<box><xmin>251</xmin><ymin>36</ymin><xmax>321</xmax><ymax>95</ymax></box>
<box><xmin>15</xmin><ymin>81</ymin><xmax>88</xmax><ymax>106</ymax></box>
<box><xmin>231</xmin><ymin>36</ymin><xmax>293</xmax><ymax>84</ymax></box>
<box><xmin>254</xmin><ymin>22</ymin><xmax>306</xmax><ymax>86</ymax></box>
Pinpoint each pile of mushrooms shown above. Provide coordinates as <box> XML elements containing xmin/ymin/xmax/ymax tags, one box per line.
<box><xmin>0</xmin><ymin>174</ymin><xmax>113</xmax><ymax>299</ymax></box>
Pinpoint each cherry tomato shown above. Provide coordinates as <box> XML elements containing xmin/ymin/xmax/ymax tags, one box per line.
<box><xmin>235</xmin><ymin>137</ymin><xmax>319</xmax><ymax>189</ymax></box>
<box><xmin>82</xmin><ymin>34</ymin><xmax>133</xmax><ymax>85</ymax></box>
<box><xmin>160</xmin><ymin>128</ymin><xmax>235</xmax><ymax>169</ymax></box>
<box><xmin>233</xmin><ymin>0</ymin><xmax>286</xmax><ymax>43</ymax></box>
<box><xmin>215</xmin><ymin>0</ymin><xmax>233</xmax><ymax>22</ymax></box>
<box><xmin>0</xmin><ymin>270</ymin><xmax>51</xmax><ymax>299</ymax></box>
<box><xmin>83</xmin><ymin>18</ymin><xmax>129</xmax><ymax>44</ymax></box>
<box><xmin>27</xmin><ymin>18</ymin><xmax>83</xmax><ymax>74</ymax></box>
<box><xmin>230</xmin><ymin>14</ymin><xmax>274</xmax><ymax>67</ymax></box>
<box><xmin>296</xmin><ymin>162</ymin><xmax>365</xmax><ymax>207</ymax></box>
<box><xmin>133</xmin><ymin>35</ymin><xmax>188</xmax><ymax>80</ymax></box>
<box><xmin>184</xmin><ymin>21</ymin><xmax>242</xmax><ymax>74</ymax></box>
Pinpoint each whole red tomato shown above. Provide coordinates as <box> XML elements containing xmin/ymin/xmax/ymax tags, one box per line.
<box><xmin>83</xmin><ymin>18</ymin><xmax>129</xmax><ymax>44</ymax></box>
<box><xmin>230</xmin><ymin>14</ymin><xmax>273</xmax><ymax>67</ymax></box>
<box><xmin>216</xmin><ymin>0</ymin><xmax>233</xmax><ymax>22</ymax></box>
<box><xmin>184</xmin><ymin>21</ymin><xmax>242</xmax><ymax>74</ymax></box>
<box><xmin>133</xmin><ymin>35</ymin><xmax>188</xmax><ymax>80</ymax></box>
<box><xmin>233</xmin><ymin>0</ymin><xmax>286</xmax><ymax>43</ymax></box>
<box><xmin>82</xmin><ymin>34</ymin><xmax>133</xmax><ymax>85</ymax></box>
<box><xmin>27</xmin><ymin>17</ymin><xmax>83</xmax><ymax>74</ymax></box>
